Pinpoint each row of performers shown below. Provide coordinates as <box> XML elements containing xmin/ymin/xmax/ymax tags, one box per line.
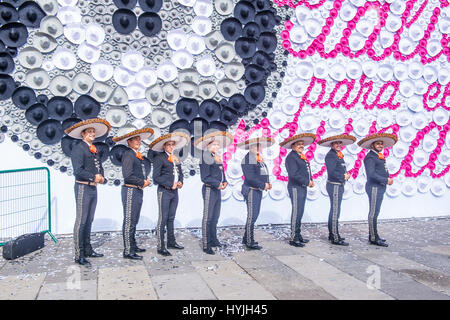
<box><xmin>64</xmin><ymin>118</ymin><xmax>397</xmax><ymax>266</ymax></box>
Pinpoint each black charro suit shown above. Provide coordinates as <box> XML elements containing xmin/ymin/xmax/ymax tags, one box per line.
<box><xmin>364</xmin><ymin>149</ymin><xmax>389</xmax><ymax>242</ymax></box>
<box><xmin>121</xmin><ymin>147</ymin><xmax>151</xmax><ymax>255</ymax></box>
<box><xmin>71</xmin><ymin>141</ymin><xmax>106</xmax><ymax>260</ymax></box>
<box><xmin>152</xmin><ymin>152</ymin><xmax>183</xmax><ymax>250</ymax></box>
<box><xmin>241</xmin><ymin>152</ymin><xmax>269</xmax><ymax>246</ymax></box>
<box><xmin>285</xmin><ymin>150</ymin><xmax>312</xmax><ymax>242</ymax></box>
<box><xmin>199</xmin><ymin>152</ymin><xmax>227</xmax><ymax>250</ymax></box>
<box><xmin>325</xmin><ymin>148</ymin><xmax>347</xmax><ymax>242</ymax></box>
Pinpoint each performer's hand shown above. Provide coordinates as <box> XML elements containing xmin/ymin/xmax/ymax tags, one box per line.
<box><xmin>177</xmin><ymin>181</ymin><xmax>183</xmax><ymax>189</ymax></box>
<box><xmin>222</xmin><ymin>182</ymin><xmax>228</xmax><ymax>189</ymax></box>
<box><xmin>308</xmin><ymin>180</ymin><xmax>315</xmax><ymax>188</ymax></box>
<box><xmin>143</xmin><ymin>180</ymin><xmax>150</xmax><ymax>188</ymax></box>
<box><xmin>387</xmin><ymin>178</ymin><xmax>394</xmax><ymax>185</ymax></box>
<box><xmin>344</xmin><ymin>173</ymin><xmax>350</xmax><ymax>180</ymax></box>
<box><xmin>172</xmin><ymin>182</ymin><xmax>178</xmax><ymax>189</ymax></box>
<box><xmin>264</xmin><ymin>183</ymin><xmax>270</xmax><ymax>191</ymax></box>
<box><xmin>94</xmin><ymin>174</ymin><xmax>103</xmax><ymax>183</ymax></box>
<box><xmin>100</xmin><ymin>176</ymin><xmax>106</xmax><ymax>184</ymax></box>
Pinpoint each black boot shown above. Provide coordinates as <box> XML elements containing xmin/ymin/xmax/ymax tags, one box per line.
<box><xmin>246</xmin><ymin>242</ymin><xmax>262</xmax><ymax>250</ymax></box>
<box><xmin>203</xmin><ymin>247</ymin><xmax>215</xmax><ymax>255</ymax></box>
<box><xmin>133</xmin><ymin>247</ymin><xmax>146</xmax><ymax>253</ymax></box>
<box><xmin>86</xmin><ymin>250</ymin><xmax>103</xmax><ymax>258</ymax></box>
<box><xmin>167</xmin><ymin>242</ymin><xmax>184</xmax><ymax>249</ymax></box>
<box><xmin>330</xmin><ymin>239</ymin><xmax>349</xmax><ymax>246</ymax></box>
<box><xmin>289</xmin><ymin>240</ymin><xmax>305</xmax><ymax>247</ymax></box>
<box><xmin>75</xmin><ymin>257</ymin><xmax>91</xmax><ymax>266</ymax></box>
<box><xmin>123</xmin><ymin>253</ymin><xmax>143</xmax><ymax>260</ymax></box>
<box><xmin>211</xmin><ymin>240</ymin><xmax>222</xmax><ymax>248</ymax></box>
<box><xmin>157</xmin><ymin>248</ymin><xmax>172</xmax><ymax>256</ymax></box>
<box><xmin>369</xmin><ymin>239</ymin><xmax>388</xmax><ymax>247</ymax></box>
<box><xmin>299</xmin><ymin>236</ymin><xmax>309</xmax><ymax>243</ymax></box>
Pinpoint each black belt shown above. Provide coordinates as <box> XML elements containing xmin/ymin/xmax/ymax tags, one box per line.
<box><xmin>76</xmin><ymin>180</ymin><xmax>97</xmax><ymax>186</ymax></box>
<box><xmin>123</xmin><ymin>184</ymin><xmax>143</xmax><ymax>190</ymax></box>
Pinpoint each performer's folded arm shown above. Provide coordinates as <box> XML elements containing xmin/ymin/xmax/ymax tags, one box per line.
<box><xmin>364</xmin><ymin>157</ymin><xmax>388</xmax><ymax>185</ymax></box>
<box><xmin>122</xmin><ymin>152</ymin><xmax>145</xmax><ymax>187</ymax></box>
<box><xmin>72</xmin><ymin>149</ymin><xmax>95</xmax><ymax>181</ymax></box>
<box><xmin>242</xmin><ymin>163</ymin><xmax>266</xmax><ymax>190</ymax></box>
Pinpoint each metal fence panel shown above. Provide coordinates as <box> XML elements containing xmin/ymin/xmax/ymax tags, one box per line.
<box><xmin>0</xmin><ymin>167</ymin><xmax>57</xmax><ymax>246</ymax></box>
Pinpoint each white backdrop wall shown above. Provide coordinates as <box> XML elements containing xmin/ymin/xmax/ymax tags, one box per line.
<box><xmin>1</xmin><ymin>138</ymin><xmax>449</xmax><ymax>235</ymax></box>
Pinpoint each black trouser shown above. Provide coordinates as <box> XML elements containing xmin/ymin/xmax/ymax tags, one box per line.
<box><xmin>326</xmin><ymin>182</ymin><xmax>344</xmax><ymax>242</ymax></box>
<box><xmin>122</xmin><ymin>186</ymin><xmax>143</xmax><ymax>255</ymax></box>
<box><xmin>202</xmin><ymin>185</ymin><xmax>221</xmax><ymax>249</ymax></box>
<box><xmin>243</xmin><ymin>188</ymin><xmax>263</xmax><ymax>245</ymax></box>
<box><xmin>288</xmin><ymin>186</ymin><xmax>307</xmax><ymax>242</ymax></box>
<box><xmin>366</xmin><ymin>183</ymin><xmax>386</xmax><ymax>242</ymax></box>
<box><xmin>73</xmin><ymin>183</ymin><xmax>97</xmax><ymax>260</ymax></box>
<box><xmin>156</xmin><ymin>187</ymin><xmax>178</xmax><ymax>250</ymax></box>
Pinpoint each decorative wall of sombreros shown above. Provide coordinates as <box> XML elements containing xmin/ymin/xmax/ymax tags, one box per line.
<box><xmin>0</xmin><ymin>0</ymin><xmax>449</xmax><ymax>231</ymax></box>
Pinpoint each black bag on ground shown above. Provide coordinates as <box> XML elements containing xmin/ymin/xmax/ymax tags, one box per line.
<box><xmin>2</xmin><ymin>232</ymin><xmax>45</xmax><ymax>260</ymax></box>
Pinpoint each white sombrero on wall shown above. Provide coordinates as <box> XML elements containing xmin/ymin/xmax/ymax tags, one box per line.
<box><xmin>64</xmin><ymin>118</ymin><xmax>111</xmax><ymax>139</ymax></box>
<box><xmin>149</xmin><ymin>131</ymin><xmax>191</xmax><ymax>152</ymax></box>
<box><xmin>357</xmin><ymin>133</ymin><xmax>398</xmax><ymax>149</ymax></box>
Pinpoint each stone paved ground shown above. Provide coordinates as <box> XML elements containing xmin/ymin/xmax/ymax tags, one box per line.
<box><xmin>0</xmin><ymin>217</ymin><xmax>449</xmax><ymax>300</ymax></box>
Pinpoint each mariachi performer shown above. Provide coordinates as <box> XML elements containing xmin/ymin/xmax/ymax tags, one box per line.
<box><xmin>280</xmin><ymin>133</ymin><xmax>317</xmax><ymax>247</ymax></box>
<box><xmin>65</xmin><ymin>118</ymin><xmax>111</xmax><ymax>266</ymax></box>
<box><xmin>194</xmin><ymin>130</ymin><xmax>234</xmax><ymax>255</ymax></box>
<box><xmin>150</xmin><ymin>131</ymin><xmax>191</xmax><ymax>256</ymax></box>
<box><xmin>357</xmin><ymin>133</ymin><xmax>397</xmax><ymax>247</ymax></box>
<box><xmin>238</xmin><ymin>137</ymin><xmax>275</xmax><ymax>250</ymax></box>
<box><xmin>318</xmin><ymin>134</ymin><xmax>356</xmax><ymax>246</ymax></box>
<box><xmin>112</xmin><ymin>128</ymin><xmax>154</xmax><ymax>260</ymax></box>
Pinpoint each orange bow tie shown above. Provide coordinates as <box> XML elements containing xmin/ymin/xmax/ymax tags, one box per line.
<box><xmin>337</xmin><ymin>151</ymin><xmax>344</xmax><ymax>159</ymax></box>
<box><xmin>168</xmin><ymin>154</ymin><xmax>178</xmax><ymax>163</ymax></box>
<box><xmin>89</xmin><ymin>144</ymin><xmax>97</xmax><ymax>154</ymax></box>
<box><xmin>377</xmin><ymin>152</ymin><xmax>385</xmax><ymax>160</ymax></box>
<box><xmin>299</xmin><ymin>153</ymin><xmax>307</xmax><ymax>161</ymax></box>
<box><xmin>136</xmin><ymin>151</ymin><xmax>143</xmax><ymax>160</ymax></box>
<box><xmin>213</xmin><ymin>153</ymin><xmax>222</xmax><ymax>164</ymax></box>
<box><xmin>256</xmin><ymin>153</ymin><xmax>263</xmax><ymax>163</ymax></box>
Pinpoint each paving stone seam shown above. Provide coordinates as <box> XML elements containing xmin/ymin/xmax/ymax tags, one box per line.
<box><xmin>256</xmin><ymin>229</ymin><xmax>396</xmax><ymax>300</ymax></box>
<box><xmin>347</xmin><ymin>248</ymin><xmax>450</xmax><ymax>298</ymax></box>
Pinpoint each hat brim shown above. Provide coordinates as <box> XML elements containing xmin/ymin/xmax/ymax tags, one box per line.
<box><xmin>318</xmin><ymin>134</ymin><xmax>356</xmax><ymax>147</ymax></box>
<box><xmin>64</xmin><ymin>118</ymin><xmax>111</xmax><ymax>139</ymax></box>
<box><xmin>236</xmin><ymin>137</ymin><xmax>275</xmax><ymax>150</ymax></box>
<box><xmin>112</xmin><ymin>128</ymin><xmax>155</xmax><ymax>145</ymax></box>
<box><xmin>279</xmin><ymin>133</ymin><xmax>317</xmax><ymax>149</ymax></box>
<box><xmin>357</xmin><ymin>133</ymin><xmax>398</xmax><ymax>149</ymax></box>
<box><xmin>193</xmin><ymin>131</ymin><xmax>234</xmax><ymax>150</ymax></box>
<box><xmin>149</xmin><ymin>132</ymin><xmax>191</xmax><ymax>152</ymax></box>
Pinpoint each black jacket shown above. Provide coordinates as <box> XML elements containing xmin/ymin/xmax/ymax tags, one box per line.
<box><xmin>199</xmin><ymin>152</ymin><xmax>227</xmax><ymax>189</ymax></box>
<box><xmin>241</xmin><ymin>152</ymin><xmax>270</xmax><ymax>192</ymax></box>
<box><xmin>152</xmin><ymin>152</ymin><xmax>183</xmax><ymax>189</ymax></box>
<box><xmin>285</xmin><ymin>150</ymin><xmax>312</xmax><ymax>188</ymax></box>
<box><xmin>71</xmin><ymin>141</ymin><xmax>105</xmax><ymax>182</ymax></box>
<box><xmin>122</xmin><ymin>147</ymin><xmax>152</xmax><ymax>187</ymax></box>
<box><xmin>364</xmin><ymin>150</ymin><xmax>389</xmax><ymax>186</ymax></box>
<box><xmin>325</xmin><ymin>149</ymin><xmax>347</xmax><ymax>183</ymax></box>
